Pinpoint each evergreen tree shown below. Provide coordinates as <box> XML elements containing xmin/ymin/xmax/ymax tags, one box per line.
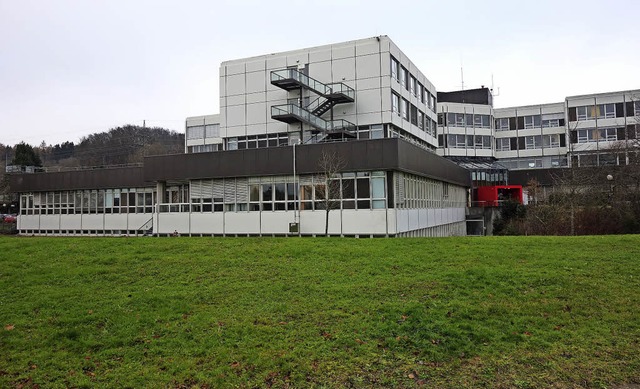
<box><xmin>11</xmin><ymin>142</ymin><xmax>42</xmax><ymax>167</ymax></box>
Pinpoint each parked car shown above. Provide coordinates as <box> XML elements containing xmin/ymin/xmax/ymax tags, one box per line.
<box><xmin>3</xmin><ymin>214</ymin><xmax>17</xmax><ymax>223</ymax></box>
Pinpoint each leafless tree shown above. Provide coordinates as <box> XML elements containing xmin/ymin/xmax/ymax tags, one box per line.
<box><xmin>315</xmin><ymin>149</ymin><xmax>345</xmax><ymax>236</ymax></box>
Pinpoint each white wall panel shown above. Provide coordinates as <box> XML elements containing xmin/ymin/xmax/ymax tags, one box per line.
<box><xmin>266</xmin><ymin>57</ymin><xmax>287</xmax><ymax>70</ymax></box>
<box><xmin>341</xmin><ymin>210</ymin><xmax>387</xmax><ymax>235</ymax></box>
<box><xmin>356</xmin><ymin>77</ymin><xmax>381</xmax><ymax>91</ymax></box>
<box><xmin>39</xmin><ymin>215</ymin><xmax>59</xmax><ymax>230</ymax></box>
<box><xmin>157</xmin><ymin>214</ymin><xmax>190</xmax><ymax>234</ymax></box>
<box><xmin>309</xmin><ymin>48</ymin><xmax>331</xmax><ymax>63</ymax></box>
<box><xmin>246</xmin><ymin>102</ymin><xmax>267</xmax><ymax>125</ymax></box>
<box><xmin>225</xmin><ymin>213</ymin><xmax>260</xmax><ymax>234</ymax></box>
<box><xmin>226</xmin><ymin>105</ymin><xmax>245</xmax><ymax>126</ymax></box>
<box><xmin>332</xmin><ymin>45</ymin><xmax>354</xmax><ymax>60</ymax></box>
<box><xmin>226</xmin><ymin>94</ymin><xmax>245</xmax><ymax>107</ymax></box>
<box><xmin>226</xmin><ymin>74</ymin><xmax>245</xmax><ymax>96</ymax></box>
<box><xmin>356</xmin><ymin>89</ymin><xmax>382</xmax><ymax>114</ymax></box>
<box><xmin>225</xmin><ymin>63</ymin><xmax>245</xmax><ymax>75</ymax></box>
<box><xmin>60</xmin><ymin>215</ymin><xmax>82</xmax><ymax>230</ymax></box>
<box><xmin>261</xmin><ymin>212</ymin><xmax>295</xmax><ymax>234</ymax></box>
<box><xmin>246</xmin><ymin>92</ymin><xmax>266</xmax><ymax>105</ymax></box>
<box><xmin>355</xmin><ymin>54</ymin><xmax>381</xmax><ymax>79</ymax></box>
<box><xmin>246</xmin><ymin>71</ymin><xmax>266</xmax><ymax>94</ymax></box>
<box><xmin>82</xmin><ymin>215</ymin><xmax>104</xmax><ymax>230</ymax></box>
<box><xmin>245</xmin><ymin>59</ymin><xmax>266</xmax><ymax>73</ymax></box>
<box><xmin>190</xmin><ymin>213</ymin><xmax>224</xmax><ymax>234</ymax></box>
<box><xmin>103</xmin><ymin>215</ymin><xmax>127</xmax><ymax>230</ymax></box>
<box><xmin>356</xmin><ymin>41</ymin><xmax>380</xmax><ymax>56</ymax></box>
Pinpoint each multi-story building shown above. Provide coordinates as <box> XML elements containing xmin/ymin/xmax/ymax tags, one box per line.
<box><xmin>436</xmin><ymin>88</ymin><xmax>639</xmax><ymax>171</ymax></box>
<box><xmin>10</xmin><ymin>36</ymin><xmax>470</xmax><ymax>238</ymax></box>
<box><xmin>8</xmin><ymin>35</ymin><xmax>639</xmax><ymax>236</ymax></box>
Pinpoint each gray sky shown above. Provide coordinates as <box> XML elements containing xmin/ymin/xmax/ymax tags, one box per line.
<box><xmin>1</xmin><ymin>0</ymin><xmax>639</xmax><ymax>146</ymax></box>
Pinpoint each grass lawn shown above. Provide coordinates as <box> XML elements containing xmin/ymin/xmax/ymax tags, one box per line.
<box><xmin>0</xmin><ymin>235</ymin><xmax>639</xmax><ymax>388</ymax></box>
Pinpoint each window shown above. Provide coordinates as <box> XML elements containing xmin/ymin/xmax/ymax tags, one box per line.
<box><xmin>418</xmin><ymin>83</ymin><xmax>424</xmax><ymax>103</ymax></box>
<box><xmin>227</xmin><ymin>137</ymin><xmax>238</xmax><ymax>150</ymax></box>
<box><xmin>577</xmin><ymin>128</ymin><xmax>598</xmax><ymax>143</ymax></box>
<box><xmin>496</xmin><ymin>138</ymin><xmax>511</xmax><ymax>151</ymax></box>
<box><xmin>525</xmin><ymin>135</ymin><xmax>542</xmax><ymax>149</ymax></box>
<box><xmin>474</xmin><ymin>114</ymin><xmax>491</xmax><ymax>128</ymax></box>
<box><xmin>402</xmin><ymin>99</ymin><xmax>409</xmax><ymax>120</ymax></box>
<box><xmin>390</xmin><ymin>56</ymin><xmax>399</xmax><ymax>81</ymax></box>
<box><xmin>482</xmin><ymin>136</ymin><xmax>492</xmax><ymax>149</ymax></box>
<box><xmin>465</xmin><ymin>114</ymin><xmax>473</xmax><ymax>127</ymax></box>
<box><xmin>600</xmin><ymin>127</ymin><xmax>617</xmax><ymax>141</ymax></box>
<box><xmin>447</xmin><ymin>113</ymin><xmax>465</xmax><ymax>127</ymax></box>
<box><xmin>418</xmin><ymin>111</ymin><xmax>424</xmax><ymax>130</ymax></box>
<box><xmin>524</xmin><ymin>115</ymin><xmax>541</xmax><ymax>129</ymax></box>
<box><xmin>400</xmin><ymin>66</ymin><xmax>408</xmax><ymax>90</ymax></box>
<box><xmin>391</xmin><ymin>93</ymin><xmax>400</xmax><ymax>115</ymax></box>
<box><xmin>447</xmin><ymin>134</ymin><xmax>467</xmax><ymax>148</ymax></box>
<box><xmin>577</xmin><ymin>104</ymin><xmax>616</xmax><ymax>120</ymax></box>
<box><xmin>577</xmin><ymin>106</ymin><xmax>588</xmax><ymax>121</ymax></box>
<box><xmin>602</xmin><ymin>104</ymin><xmax>615</xmax><ymax>118</ymax></box>
<box><xmin>474</xmin><ymin>135</ymin><xmax>484</xmax><ymax>149</ymax></box>
<box><xmin>205</xmin><ymin>124</ymin><xmax>220</xmax><ymax>138</ymax></box>
<box><xmin>541</xmin><ymin>118</ymin><xmax>560</xmax><ymax>128</ymax></box>
<box><xmin>187</xmin><ymin>126</ymin><xmax>204</xmax><ymax>140</ymax></box>
<box><xmin>410</xmin><ymin>76</ymin><xmax>416</xmax><ymax>96</ymax></box>
<box><xmin>410</xmin><ymin>105</ymin><xmax>418</xmax><ymax>126</ymax></box>
<box><xmin>496</xmin><ymin>118</ymin><xmax>510</xmax><ymax>130</ymax></box>
<box><xmin>370</xmin><ymin>124</ymin><xmax>384</xmax><ymax>139</ymax></box>
<box><xmin>543</xmin><ymin>134</ymin><xmax>560</xmax><ymax>148</ymax></box>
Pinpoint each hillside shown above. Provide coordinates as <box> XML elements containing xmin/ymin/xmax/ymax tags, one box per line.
<box><xmin>41</xmin><ymin>124</ymin><xmax>185</xmax><ymax>169</ymax></box>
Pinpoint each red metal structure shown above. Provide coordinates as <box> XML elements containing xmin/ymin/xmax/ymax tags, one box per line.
<box><xmin>476</xmin><ymin>185</ymin><xmax>523</xmax><ymax>207</ymax></box>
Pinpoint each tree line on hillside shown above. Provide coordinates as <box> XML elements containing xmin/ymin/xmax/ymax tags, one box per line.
<box><xmin>0</xmin><ymin>125</ymin><xmax>184</xmax><ymax>199</ymax></box>
<box><xmin>2</xmin><ymin>124</ymin><xmax>184</xmax><ymax>170</ymax></box>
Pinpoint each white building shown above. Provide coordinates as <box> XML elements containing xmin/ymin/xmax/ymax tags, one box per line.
<box><xmin>12</xmin><ymin>36</ymin><xmax>470</xmax><ymax>238</ymax></box>
<box><xmin>10</xmin><ymin>36</ymin><xmax>640</xmax><ymax>237</ymax></box>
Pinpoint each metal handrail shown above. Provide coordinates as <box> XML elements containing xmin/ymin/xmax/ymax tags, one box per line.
<box><xmin>271</xmin><ymin>104</ymin><xmax>355</xmax><ymax>133</ymax></box>
<box><xmin>271</xmin><ymin>69</ymin><xmax>355</xmax><ymax>100</ymax></box>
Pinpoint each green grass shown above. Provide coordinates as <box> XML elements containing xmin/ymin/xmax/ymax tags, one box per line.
<box><xmin>1</xmin><ymin>235</ymin><xmax>639</xmax><ymax>388</ymax></box>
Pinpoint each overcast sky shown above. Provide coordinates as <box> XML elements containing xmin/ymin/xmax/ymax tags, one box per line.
<box><xmin>1</xmin><ymin>0</ymin><xmax>639</xmax><ymax>146</ymax></box>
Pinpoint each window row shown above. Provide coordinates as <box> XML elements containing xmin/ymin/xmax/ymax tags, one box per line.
<box><xmin>390</xmin><ymin>56</ymin><xmax>436</xmax><ymax>112</ymax></box>
<box><xmin>440</xmin><ymin>135</ymin><xmax>493</xmax><ymax>149</ymax></box>
<box><xmin>186</xmin><ymin>124</ymin><xmax>220</xmax><ymax>140</ymax></box>
<box><xmin>495</xmin><ymin>134</ymin><xmax>566</xmax><ymax>151</ymax></box>
<box><xmin>226</xmin><ymin>132</ymin><xmax>291</xmax><ymax>150</ymax></box>
<box><xmin>392</xmin><ymin>93</ymin><xmax>437</xmax><ymax>136</ymax></box>
<box><xmin>395</xmin><ymin>172</ymin><xmax>467</xmax><ymax>209</ymax></box>
<box><xmin>571</xmin><ymin>151</ymin><xmax>640</xmax><ymax>168</ymax></box>
<box><xmin>439</xmin><ymin>113</ymin><xmax>492</xmax><ymax>129</ymax></box>
<box><xmin>575</xmin><ymin>127</ymin><xmax>618</xmax><ymax>143</ymax></box>
<box><xmin>188</xmin><ymin>144</ymin><xmax>221</xmax><ymax>153</ymax></box>
<box><xmin>493</xmin><ymin>115</ymin><xmax>566</xmax><ymax>131</ymax></box>
<box><xmin>568</xmin><ymin>101</ymin><xmax>637</xmax><ymax>121</ymax></box>
<box><xmin>388</xmin><ymin>125</ymin><xmax>436</xmax><ymax>152</ymax></box>
<box><xmin>20</xmin><ymin>188</ymin><xmax>156</xmax><ymax>215</ymax></box>
<box><xmin>178</xmin><ymin>172</ymin><xmax>388</xmax><ymax>213</ymax></box>
<box><xmin>499</xmin><ymin>156</ymin><xmax>568</xmax><ymax>170</ymax></box>
<box><xmin>20</xmin><ymin>229</ymin><xmax>143</xmax><ymax>236</ymax></box>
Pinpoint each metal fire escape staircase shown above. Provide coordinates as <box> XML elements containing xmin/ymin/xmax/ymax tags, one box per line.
<box><xmin>270</xmin><ymin>68</ymin><xmax>356</xmax><ymax>141</ymax></box>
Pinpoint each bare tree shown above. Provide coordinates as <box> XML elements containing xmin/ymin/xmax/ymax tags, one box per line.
<box><xmin>315</xmin><ymin>149</ymin><xmax>346</xmax><ymax>236</ymax></box>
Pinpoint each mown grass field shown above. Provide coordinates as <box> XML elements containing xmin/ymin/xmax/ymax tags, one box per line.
<box><xmin>0</xmin><ymin>235</ymin><xmax>639</xmax><ymax>388</ymax></box>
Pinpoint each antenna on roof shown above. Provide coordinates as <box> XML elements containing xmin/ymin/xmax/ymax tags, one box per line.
<box><xmin>460</xmin><ymin>66</ymin><xmax>465</xmax><ymax>91</ymax></box>
<box><xmin>490</xmin><ymin>74</ymin><xmax>500</xmax><ymax>97</ymax></box>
